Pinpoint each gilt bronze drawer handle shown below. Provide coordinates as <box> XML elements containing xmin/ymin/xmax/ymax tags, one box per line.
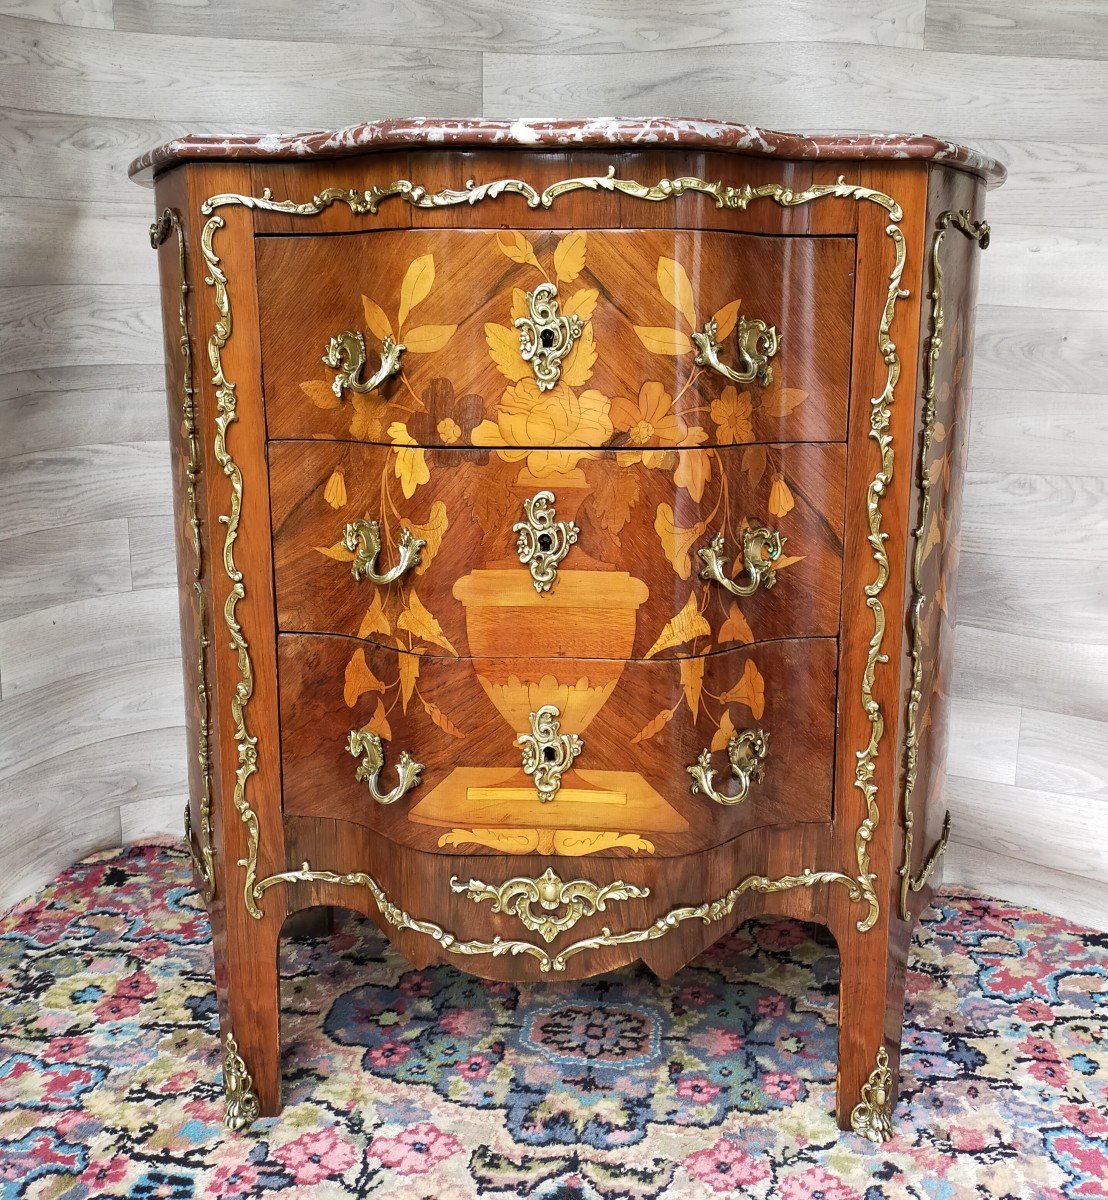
<box><xmin>518</xmin><ymin>705</ymin><xmax>582</xmax><ymax>802</ymax></box>
<box><xmin>347</xmin><ymin>730</ymin><xmax>423</xmax><ymax>805</ymax></box>
<box><xmin>343</xmin><ymin>518</ymin><xmax>424</xmax><ymax>584</ymax></box>
<box><xmin>692</xmin><ymin>315</ymin><xmax>780</xmax><ymax>387</ymax></box>
<box><xmin>324</xmin><ymin>330</ymin><xmax>405</xmax><ymax>398</ymax></box>
<box><xmin>688</xmin><ymin>728</ymin><xmax>769</xmax><ymax>806</ymax></box>
<box><xmin>698</xmin><ymin>526</ymin><xmax>784</xmax><ymax>597</ymax></box>
<box><xmin>450</xmin><ymin>867</ymin><xmax>650</xmax><ymax>943</ymax></box>
<box><xmin>515</xmin><ymin>282</ymin><xmax>583</xmax><ymax>391</ymax></box>
<box><xmin>514</xmin><ymin>491</ymin><xmax>579</xmax><ymax>592</ymax></box>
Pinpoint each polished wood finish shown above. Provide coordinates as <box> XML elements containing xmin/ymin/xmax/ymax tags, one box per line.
<box><xmin>257</xmin><ymin>228</ymin><xmax>854</xmax><ymax>446</ymax></box>
<box><xmin>270</xmin><ymin>440</ymin><xmax>847</xmax><ymax>657</ymax></box>
<box><xmin>141</xmin><ymin>133</ymin><xmax>995</xmax><ymax>1140</ymax></box>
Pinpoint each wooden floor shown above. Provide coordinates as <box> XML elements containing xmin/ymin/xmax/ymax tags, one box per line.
<box><xmin>0</xmin><ymin>0</ymin><xmax>1105</xmax><ymax>926</ymax></box>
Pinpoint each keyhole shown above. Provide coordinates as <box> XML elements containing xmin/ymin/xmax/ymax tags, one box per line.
<box><xmin>540</xmin><ymin>328</ymin><xmax>556</xmax><ymax>348</ymax></box>
<box><xmin>542</xmin><ymin>746</ymin><xmax>558</xmax><ymax>763</ymax></box>
<box><xmin>537</xmin><ymin>533</ymin><xmax>553</xmax><ymax>551</ymax></box>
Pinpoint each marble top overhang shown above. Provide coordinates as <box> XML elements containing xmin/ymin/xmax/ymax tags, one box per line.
<box><xmin>129</xmin><ymin>116</ymin><xmax>1006</xmax><ymax>188</ymax></box>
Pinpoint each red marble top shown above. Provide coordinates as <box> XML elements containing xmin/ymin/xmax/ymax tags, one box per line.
<box><xmin>128</xmin><ymin>116</ymin><xmax>1006</xmax><ymax>188</ymax></box>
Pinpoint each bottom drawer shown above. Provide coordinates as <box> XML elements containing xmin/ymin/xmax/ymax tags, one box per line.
<box><xmin>279</xmin><ymin>634</ymin><xmax>836</xmax><ymax>857</ymax></box>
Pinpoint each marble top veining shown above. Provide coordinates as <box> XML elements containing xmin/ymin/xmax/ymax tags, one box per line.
<box><xmin>128</xmin><ymin>116</ymin><xmax>1006</xmax><ymax>188</ymax></box>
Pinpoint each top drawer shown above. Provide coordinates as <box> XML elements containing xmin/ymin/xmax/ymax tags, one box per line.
<box><xmin>256</xmin><ymin>228</ymin><xmax>855</xmax><ymax>446</ymax></box>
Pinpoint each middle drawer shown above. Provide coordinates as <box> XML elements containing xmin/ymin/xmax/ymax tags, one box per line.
<box><xmin>270</xmin><ymin>441</ymin><xmax>845</xmax><ymax>659</ymax></box>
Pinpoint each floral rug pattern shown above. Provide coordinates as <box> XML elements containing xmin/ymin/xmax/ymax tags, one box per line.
<box><xmin>0</xmin><ymin>841</ymin><xmax>1105</xmax><ymax>1199</ymax></box>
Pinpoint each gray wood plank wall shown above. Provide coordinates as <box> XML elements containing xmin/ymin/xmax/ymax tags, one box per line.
<box><xmin>1</xmin><ymin>1</ymin><xmax>1105</xmax><ymax>926</ymax></box>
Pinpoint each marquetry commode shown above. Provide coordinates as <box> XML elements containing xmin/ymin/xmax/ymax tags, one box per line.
<box><xmin>132</xmin><ymin>118</ymin><xmax>1003</xmax><ymax>1140</ymax></box>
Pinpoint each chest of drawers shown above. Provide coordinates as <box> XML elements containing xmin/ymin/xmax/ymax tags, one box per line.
<box><xmin>133</xmin><ymin>118</ymin><xmax>1002</xmax><ymax>1141</ymax></box>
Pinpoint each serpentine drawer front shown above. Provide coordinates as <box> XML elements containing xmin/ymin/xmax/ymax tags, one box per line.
<box><xmin>269</xmin><ymin>440</ymin><xmax>847</xmax><ymax>656</ymax></box>
<box><xmin>278</xmin><ymin>634</ymin><xmax>837</xmax><ymax>855</ymax></box>
<box><xmin>137</xmin><ymin>117</ymin><xmax>1002</xmax><ymax>1141</ymax></box>
<box><xmin>256</xmin><ymin>229</ymin><xmax>854</xmax><ymax>446</ymax></box>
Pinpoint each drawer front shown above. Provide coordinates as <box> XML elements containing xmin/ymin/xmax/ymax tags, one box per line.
<box><xmin>279</xmin><ymin>633</ymin><xmax>836</xmax><ymax>857</ymax></box>
<box><xmin>257</xmin><ymin>228</ymin><xmax>854</xmax><ymax>447</ymax></box>
<box><xmin>271</xmin><ymin>441</ymin><xmax>846</xmax><ymax>659</ymax></box>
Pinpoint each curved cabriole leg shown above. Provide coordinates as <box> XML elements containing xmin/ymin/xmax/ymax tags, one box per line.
<box><xmin>211</xmin><ymin>901</ymin><xmax>282</xmax><ymax>1130</ymax></box>
<box><xmin>834</xmin><ymin>921</ymin><xmax>907</xmax><ymax>1142</ymax></box>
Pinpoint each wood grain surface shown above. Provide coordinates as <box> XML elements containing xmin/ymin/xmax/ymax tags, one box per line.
<box><xmin>1</xmin><ymin>0</ymin><xmax>1104</xmax><ymax>938</ymax></box>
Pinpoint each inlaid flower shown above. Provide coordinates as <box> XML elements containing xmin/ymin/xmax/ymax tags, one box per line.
<box><xmin>710</xmin><ymin>385</ymin><xmax>755</xmax><ymax>444</ymax></box>
<box><xmin>437</xmin><ymin>417</ymin><xmax>461</xmax><ymax>444</ymax></box>
<box><xmin>472</xmin><ymin>379</ymin><xmax>612</xmax><ymax>483</ymax></box>
<box><xmin>611</xmin><ymin>381</ymin><xmax>706</xmax><ymax>466</ymax></box>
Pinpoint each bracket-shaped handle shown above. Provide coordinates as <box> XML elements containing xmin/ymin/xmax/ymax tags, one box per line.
<box><xmin>347</xmin><ymin>730</ymin><xmax>423</xmax><ymax>805</ymax></box>
<box><xmin>692</xmin><ymin>315</ymin><xmax>780</xmax><ymax>387</ymax></box>
<box><xmin>688</xmin><ymin>729</ymin><xmax>769</xmax><ymax>806</ymax></box>
<box><xmin>343</xmin><ymin>519</ymin><xmax>424</xmax><ymax>585</ymax></box>
<box><xmin>698</xmin><ymin>526</ymin><xmax>784</xmax><ymax>597</ymax></box>
<box><xmin>324</xmin><ymin>330</ymin><xmax>404</xmax><ymax>398</ymax></box>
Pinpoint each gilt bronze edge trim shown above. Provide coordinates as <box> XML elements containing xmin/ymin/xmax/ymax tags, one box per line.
<box><xmin>151</xmin><ymin>208</ymin><xmax>216</xmax><ymax>904</ymax></box>
<box><xmin>199</xmin><ymin>170</ymin><xmax>906</xmax><ymax>928</ymax></box>
<box><xmin>897</xmin><ymin>209</ymin><xmax>989</xmax><ymax>921</ymax></box>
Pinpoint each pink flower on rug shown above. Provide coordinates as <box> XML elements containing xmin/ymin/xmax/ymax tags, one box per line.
<box><xmin>115</xmin><ymin>970</ymin><xmax>157</xmax><ymax>999</ymax></box>
<box><xmin>1029</xmin><ymin>1058</ymin><xmax>1069</xmax><ymax>1085</ymax></box>
<box><xmin>400</xmin><ymin>973</ymin><xmax>433</xmax><ymax>997</ymax></box>
<box><xmin>757</xmin><ymin>922</ymin><xmax>808</xmax><ymax>950</ymax></box>
<box><xmin>778</xmin><ymin>1165</ymin><xmax>862</xmax><ymax>1200</ymax></box>
<box><xmin>1020</xmin><ymin>1035</ymin><xmax>1060</xmax><ymax>1062</ymax></box>
<box><xmin>763</xmin><ymin>1072</ymin><xmax>803</xmax><ymax>1103</ymax></box>
<box><xmin>1016</xmin><ymin>1000</ymin><xmax>1055</xmax><ymax>1024</ymax></box>
<box><xmin>41</xmin><ymin>1036</ymin><xmax>91</xmax><ymax>1061</ymax></box>
<box><xmin>758</xmin><ymin>995</ymin><xmax>787</xmax><ymax>1018</ymax></box>
<box><xmin>370</xmin><ymin>1122</ymin><xmax>463</xmax><ymax>1175</ymax></box>
<box><xmin>367</xmin><ymin>1039</ymin><xmax>410</xmax><ymax>1067</ymax></box>
<box><xmin>1060</xmin><ymin>1102</ymin><xmax>1108</xmax><ymax>1139</ymax></box>
<box><xmin>677</xmin><ymin>984</ymin><xmax>714</xmax><ymax>1007</ymax></box>
<box><xmin>676</xmin><ymin>1075</ymin><xmax>722</xmax><ymax>1103</ymax></box>
<box><xmin>80</xmin><ymin>1156</ymin><xmax>128</xmax><ymax>1188</ymax></box>
<box><xmin>692</xmin><ymin>1027</ymin><xmax>744</xmax><ymax>1056</ymax></box>
<box><xmin>94</xmin><ymin>995</ymin><xmax>139</xmax><ymax>1021</ymax></box>
<box><xmin>455</xmin><ymin>1053</ymin><xmax>493</xmax><ymax>1080</ymax></box>
<box><xmin>272</xmin><ymin>1127</ymin><xmax>358</xmax><ymax>1185</ymax></box>
<box><xmin>208</xmin><ymin>1163</ymin><xmax>259</xmax><ymax>1195</ymax></box>
<box><xmin>439</xmin><ymin>1009</ymin><xmax>490</xmax><ymax>1037</ymax></box>
<box><xmin>683</xmin><ymin>1138</ymin><xmax>770</xmax><ymax>1192</ymax></box>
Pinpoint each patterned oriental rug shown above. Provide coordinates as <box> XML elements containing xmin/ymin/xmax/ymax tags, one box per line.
<box><xmin>0</xmin><ymin>843</ymin><xmax>1105</xmax><ymax>1200</ymax></box>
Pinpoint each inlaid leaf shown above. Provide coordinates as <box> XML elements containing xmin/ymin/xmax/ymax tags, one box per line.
<box><xmin>658</xmin><ymin>257</ymin><xmax>696</xmax><ymax>328</ymax></box>
<box><xmin>560</xmin><ymin>324</ymin><xmax>597</xmax><ymax>386</ymax></box>
<box><xmin>402</xmin><ymin>324</ymin><xmax>457</xmax><ymax>354</ymax></box>
<box><xmin>674</xmin><ymin>450</ymin><xmax>711</xmax><ymax>503</ymax></box>
<box><xmin>398</xmin><ymin>652</ymin><xmax>420</xmax><ymax>713</ymax></box>
<box><xmin>711</xmin><ymin>708</ymin><xmax>737</xmax><ymax>752</ymax></box>
<box><xmin>315</xmin><ymin>541</ymin><xmax>356</xmax><ymax>562</ymax></box>
<box><xmin>768</xmin><ymin>554</ymin><xmax>805</xmax><ymax>572</ymax></box>
<box><xmin>631</xmin><ymin>706</ymin><xmax>675</xmax><ymax>744</ymax></box>
<box><xmin>653</xmin><ymin>503</ymin><xmax>706</xmax><ymax>581</ymax></box>
<box><xmin>922</xmin><ymin>514</ymin><xmax>942</xmax><ymax>563</ymax></box>
<box><xmin>398</xmin><ymin>254</ymin><xmax>435</xmax><ymax>330</ymax></box>
<box><xmin>344</xmin><ymin>649</ymin><xmax>385</xmax><ymax>707</ymax></box>
<box><xmin>300</xmin><ymin>379</ymin><xmax>341</xmax><ymax>410</ymax></box>
<box><xmin>398</xmin><ymin>591</ymin><xmax>458</xmax><ymax>656</ymax></box>
<box><xmin>496</xmin><ymin>230</ymin><xmax>540</xmax><ymax>270</ymax></box>
<box><xmin>681</xmin><ymin>656</ymin><xmax>705</xmax><ymax>722</ymax></box>
<box><xmin>720</xmin><ymin>659</ymin><xmax>765</xmax><ymax>721</ymax></box>
<box><xmin>719</xmin><ymin>602</ymin><xmax>754</xmax><ymax>645</ymax></box>
<box><xmin>323</xmin><ymin>469</ymin><xmax>347</xmax><ymax>510</ymax></box>
<box><xmin>511</xmin><ymin>288</ymin><xmax>529</xmax><ymax>321</ymax></box>
<box><xmin>584</xmin><ymin>466</ymin><xmax>640</xmax><ymax>538</ymax></box>
<box><xmin>644</xmin><ymin>591</ymin><xmax>711</xmax><ymax>658</ymax></box>
<box><xmin>711</xmin><ymin>298</ymin><xmax>743</xmax><ymax>341</ymax></box>
<box><xmin>741</xmin><ymin>444</ymin><xmax>768</xmax><ymax>486</ymax></box>
<box><xmin>357</xmin><ymin>592</ymin><xmax>391</xmax><ymax>639</ymax></box>
<box><xmin>554</xmin><ymin>231</ymin><xmax>587</xmax><ymax>283</ymax></box>
<box><xmin>349</xmin><ymin>394</ymin><xmax>387</xmax><ymax>443</ymax></box>
<box><xmin>760</xmin><ymin>387</ymin><xmax>808</xmax><ymax>418</ymax></box>
<box><xmin>485</xmin><ymin>322</ymin><xmax>532</xmax><ymax>382</ymax></box>
<box><xmin>362</xmin><ymin>295</ymin><xmax>393</xmax><ymax>342</ymax></box>
<box><xmin>634</xmin><ymin>326</ymin><xmax>693</xmax><ymax>356</ymax></box>
<box><xmin>364</xmin><ymin>698</ymin><xmax>391</xmax><ymax>740</ymax></box>
<box><xmin>422</xmin><ymin>697</ymin><xmax>465</xmax><ymax>738</ymax></box>
<box><xmin>407</xmin><ymin>499</ymin><xmax>449</xmax><ymax>575</ymax></box>
<box><xmin>768</xmin><ymin>476</ymin><xmax>795</xmax><ymax>518</ymax></box>
<box><xmin>563</xmin><ymin>287</ymin><xmax>598</xmax><ymax>323</ymax></box>
<box><xmin>388</xmin><ymin>421</ymin><xmax>429</xmax><ymax>499</ymax></box>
